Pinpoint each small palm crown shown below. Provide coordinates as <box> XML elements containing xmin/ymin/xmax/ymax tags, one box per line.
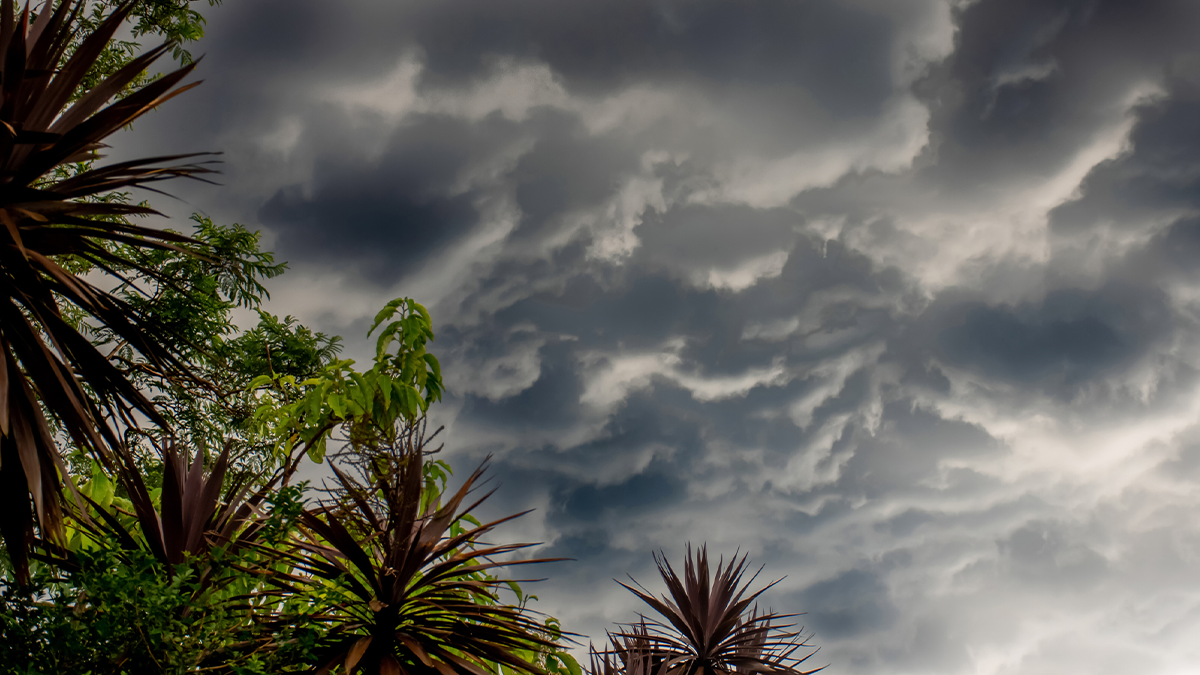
<box><xmin>592</xmin><ymin>545</ymin><xmax>824</xmax><ymax>675</ymax></box>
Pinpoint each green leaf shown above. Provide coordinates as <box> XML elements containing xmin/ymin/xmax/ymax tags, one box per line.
<box><xmin>306</xmin><ymin>391</ymin><xmax>322</xmax><ymax>421</ymax></box>
<box><xmin>402</xmin><ymin>385</ymin><xmax>422</xmax><ymax>419</ymax></box>
<box><xmin>310</xmin><ymin>435</ymin><xmax>327</xmax><ymax>463</ymax></box>
<box><xmin>89</xmin><ymin>462</ymin><xmax>114</xmax><ymax>509</ymax></box>
<box><xmin>423</xmin><ymin>353</ymin><xmax>443</xmax><ymax>381</ymax></box>
<box><xmin>350</xmin><ymin>371</ymin><xmax>371</xmax><ymax>398</ymax></box>
<box><xmin>328</xmin><ymin>393</ymin><xmax>345</xmax><ymax>419</ymax></box>
<box><xmin>348</xmin><ymin>380</ymin><xmax>369</xmax><ymax>413</ymax></box>
<box><xmin>376</xmin><ymin>376</ymin><xmax>394</xmax><ymax>409</ymax></box>
<box><xmin>505</xmin><ymin>580</ymin><xmax>525</xmax><ymax>604</ymax></box>
<box><xmin>368</xmin><ymin>298</ymin><xmax>406</xmax><ymax>336</ymax></box>
<box><xmin>247</xmin><ymin>374</ymin><xmax>274</xmax><ymax>389</ymax></box>
<box><xmin>413</xmin><ymin>302</ymin><xmax>433</xmax><ymax>331</ymax></box>
<box><xmin>561</xmin><ymin>652</ymin><xmax>583</xmax><ymax>675</ymax></box>
<box><xmin>375</xmin><ymin>323</ymin><xmax>399</xmax><ymax>361</ymax></box>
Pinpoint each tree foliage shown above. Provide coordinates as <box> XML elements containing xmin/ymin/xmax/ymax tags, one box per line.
<box><xmin>250</xmin><ymin>298</ymin><xmax>441</xmax><ymax>465</ymax></box>
<box><xmin>3</xmin><ymin>285</ymin><xmax>580</xmax><ymax>674</ymax></box>
<box><xmin>98</xmin><ymin>214</ymin><xmax>342</xmax><ymax>478</ymax></box>
<box><xmin>0</xmin><ymin>3</ymin><xmax>576</xmax><ymax>672</ymax></box>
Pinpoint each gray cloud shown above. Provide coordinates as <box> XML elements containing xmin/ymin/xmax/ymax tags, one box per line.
<box><xmin>258</xmin><ymin>112</ymin><xmax>512</xmax><ymax>282</ymax></box>
<box><xmin>998</xmin><ymin>519</ymin><xmax>1109</xmax><ymax>588</ymax></box>
<box><xmin>791</xmin><ymin>567</ymin><xmax>899</xmax><ymax>640</ymax></box>
<box><xmin>401</xmin><ymin>0</ymin><xmax>897</xmax><ymax>116</ymax></box>
<box><xmin>1052</xmin><ymin>93</ymin><xmax>1200</xmax><ymax>233</ymax></box>
<box><xmin>926</xmin><ymin>282</ymin><xmax>1172</xmax><ymax>392</ymax></box>
<box><xmin>915</xmin><ymin>0</ymin><xmax>1200</xmax><ymax>189</ymax></box>
<box><xmin>118</xmin><ymin>0</ymin><xmax>1200</xmax><ymax>671</ymax></box>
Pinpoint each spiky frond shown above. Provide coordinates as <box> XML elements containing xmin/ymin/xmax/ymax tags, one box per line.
<box><xmin>0</xmin><ymin>0</ymin><xmax>215</xmax><ymax>580</ymax></box>
<box><xmin>266</xmin><ymin>430</ymin><xmax>568</xmax><ymax>675</ymax></box>
<box><xmin>595</xmin><ymin>546</ymin><xmax>823</xmax><ymax>675</ymax></box>
<box><xmin>70</xmin><ymin>441</ymin><xmax>278</xmax><ymax>568</ymax></box>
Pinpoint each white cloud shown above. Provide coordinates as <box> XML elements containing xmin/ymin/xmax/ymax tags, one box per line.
<box><xmin>696</xmin><ymin>94</ymin><xmax>933</xmax><ymax>209</ymax></box>
<box><xmin>579</xmin><ymin>341</ymin><xmax>789</xmax><ymax>411</ymax></box>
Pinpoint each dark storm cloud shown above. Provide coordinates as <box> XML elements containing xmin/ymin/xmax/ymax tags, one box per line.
<box><xmin>814</xmin><ymin>400</ymin><xmax>1002</xmax><ymax>501</ymax></box>
<box><xmin>915</xmin><ymin>0</ymin><xmax>1200</xmax><ymax>187</ymax></box>
<box><xmin>634</xmin><ymin>203</ymin><xmax>799</xmax><ymax>276</ymax></box>
<box><xmin>928</xmin><ymin>283</ymin><xmax>1171</xmax><ymax>389</ymax></box>
<box><xmin>553</xmin><ymin>470</ymin><xmax>686</xmax><ymax>523</ymax></box>
<box><xmin>401</xmin><ymin>0</ymin><xmax>895</xmax><ymax>114</ymax></box>
<box><xmin>508</xmin><ymin>110</ymin><xmax>637</xmax><ymax>242</ymax></box>
<box><xmin>469</xmin><ymin>378</ymin><xmax>712</xmax><ymax>486</ymax></box>
<box><xmin>1051</xmin><ymin>85</ymin><xmax>1200</xmax><ymax>234</ymax></box>
<box><xmin>734</xmin><ymin>236</ymin><xmax>906</xmax><ymax>367</ymax></box>
<box><xmin>462</xmin><ymin>339</ymin><xmax>586</xmax><ymax>430</ymax></box>
<box><xmin>248</xmin><ymin>102</ymin><xmax>640</xmax><ymax>286</ymax></box>
<box><xmin>790</xmin><ymin>568</ymin><xmax>898</xmax><ymax>639</ymax></box>
<box><xmin>468</xmin><ymin>386</ymin><xmax>1013</xmax><ymax>659</ymax></box>
<box><xmin>448</xmin><ymin>230</ymin><xmax>904</xmax><ymax>452</ymax></box>
<box><xmin>439</xmin><ymin>224</ymin><xmax>917</xmax><ymax>563</ymax></box>
<box><xmin>258</xmin><ymin>113</ymin><xmax>521</xmax><ymax>283</ymax></box>
<box><xmin>145</xmin><ymin>0</ymin><xmax>909</xmax><ymax>166</ymax></box>
<box><xmin>898</xmin><ymin>363</ymin><xmax>951</xmax><ymax>395</ymax></box>
<box><xmin>1139</xmin><ymin>215</ymin><xmax>1200</xmax><ymax>278</ymax></box>
<box><xmin>495</xmin><ymin>273</ymin><xmax>723</xmax><ymax>351</ymax></box>
<box><xmin>998</xmin><ymin>520</ymin><xmax>1109</xmax><ymax>588</ymax></box>
<box><xmin>113</xmin><ymin>0</ymin><xmax>932</xmax><ymax>279</ymax></box>
<box><xmin>203</xmin><ymin>0</ymin><xmax>897</xmax><ymax>104</ymax></box>
<box><xmin>454</xmin><ymin>304</ymin><xmax>999</xmax><ymax>541</ymax></box>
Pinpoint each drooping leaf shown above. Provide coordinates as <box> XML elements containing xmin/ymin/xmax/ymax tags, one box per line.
<box><xmin>0</xmin><ymin>0</ymin><xmax>219</xmax><ymax>580</ymax></box>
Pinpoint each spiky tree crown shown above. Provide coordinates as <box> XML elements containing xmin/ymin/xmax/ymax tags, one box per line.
<box><xmin>261</xmin><ymin>423</ymin><xmax>570</xmax><ymax>675</ymax></box>
<box><xmin>0</xmin><ymin>0</ymin><xmax>214</xmax><ymax>580</ymax></box>
<box><xmin>592</xmin><ymin>546</ymin><xmax>824</xmax><ymax>675</ymax></box>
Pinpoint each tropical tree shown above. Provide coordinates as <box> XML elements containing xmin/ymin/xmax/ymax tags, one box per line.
<box><xmin>591</xmin><ymin>546</ymin><xmax>824</xmax><ymax>675</ymax></box>
<box><xmin>0</xmin><ymin>0</ymin><xmax>221</xmax><ymax>580</ymax></box>
<box><xmin>267</xmin><ymin>433</ymin><xmax>571</xmax><ymax>675</ymax></box>
<box><xmin>96</xmin><ymin>214</ymin><xmax>342</xmax><ymax>479</ymax></box>
<box><xmin>243</xmin><ymin>298</ymin><xmax>581</xmax><ymax>675</ymax></box>
<box><xmin>0</xmin><ymin>466</ymin><xmax>314</xmax><ymax>673</ymax></box>
<box><xmin>0</xmin><ymin>207</ymin><xmax>343</xmax><ymax>672</ymax></box>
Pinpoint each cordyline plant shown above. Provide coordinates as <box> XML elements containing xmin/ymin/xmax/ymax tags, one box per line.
<box><xmin>591</xmin><ymin>546</ymin><xmax>824</xmax><ymax>675</ymax></box>
<box><xmin>263</xmin><ymin>419</ymin><xmax>573</xmax><ymax>675</ymax></box>
<box><xmin>21</xmin><ymin>442</ymin><xmax>314</xmax><ymax>673</ymax></box>
<box><xmin>65</xmin><ymin>440</ymin><xmax>288</xmax><ymax>573</ymax></box>
<box><xmin>0</xmin><ymin>0</ymin><xmax>215</xmax><ymax>580</ymax></box>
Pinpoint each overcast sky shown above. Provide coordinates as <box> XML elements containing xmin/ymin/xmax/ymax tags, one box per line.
<box><xmin>116</xmin><ymin>0</ymin><xmax>1200</xmax><ymax>672</ymax></box>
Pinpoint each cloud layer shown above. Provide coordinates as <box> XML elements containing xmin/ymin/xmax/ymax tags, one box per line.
<box><xmin>121</xmin><ymin>1</ymin><xmax>1200</xmax><ymax>672</ymax></box>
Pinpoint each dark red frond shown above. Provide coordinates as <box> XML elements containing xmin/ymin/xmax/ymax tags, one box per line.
<box><xmin>599</xmin><ymin>546</ymin><xmax>825</xmax><ymax>675</ymax></box>
<box><xmin>0</xmin><ymin>0</ymin><xmax>217</xmax><ymax>578</ymax></box>
<box><xmin>277</xmin><ymin>425</ymin><xmax>571</xmax><ymax>675</ymax></box>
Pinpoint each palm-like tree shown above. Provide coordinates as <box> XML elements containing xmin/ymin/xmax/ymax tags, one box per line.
<box><xmin>0</xmin><ymin>0</ymin><xmax>214</xmax><ymax>580</ymax></box>
<box><xmin>593</xmin><ymin>546</ymin><xmax>824</xmax><ymax>675</ymax></box>
<box><xmin>266</xmin><ymin>424</ymin><xmax>569</xmax><ymax>675</ymax></box>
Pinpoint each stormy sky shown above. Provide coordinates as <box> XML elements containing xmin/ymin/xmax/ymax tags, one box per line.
<box><xmin>118</xmin><ymin>0</ymin><xmax>1200</xmax><ymax>672</ymax></box>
